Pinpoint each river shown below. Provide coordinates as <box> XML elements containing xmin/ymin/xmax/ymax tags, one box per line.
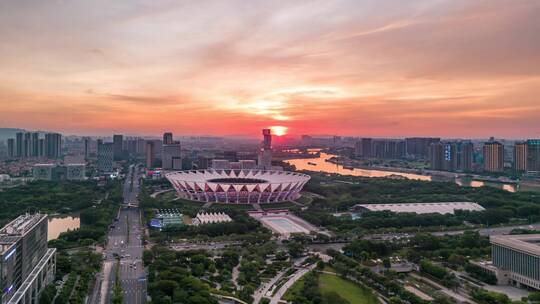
<box><xmin>285</xmin><ymin>152</ymin><xmax>517</xmax><ymax>192</ymax></box>
<box><xmin>48</xmin><ymin>215</ymin><xmax>80</xmax><ymax>241</ymax></box>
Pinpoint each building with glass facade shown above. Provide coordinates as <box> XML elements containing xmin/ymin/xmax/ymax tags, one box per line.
<box><xmin>0</xmin><ymin>213</ymin><xmax>56</xmax><ymax>304</ymax></box>
<box><xmin>491</xmin><ymin>234</ymin><xmax>540</xmax><ymax>290</ymax></box>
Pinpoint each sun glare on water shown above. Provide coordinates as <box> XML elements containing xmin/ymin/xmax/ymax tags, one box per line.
<box><xmin>270</xmin><ymin>126</ymin><xmax>288</xmax><ymax>136</ymax></box>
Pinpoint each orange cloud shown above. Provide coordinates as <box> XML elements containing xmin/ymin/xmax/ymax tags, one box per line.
<box><xmin>0</xmin><ymin>1</ymin><xmax>539</xmax><ymax>138</ymax></box>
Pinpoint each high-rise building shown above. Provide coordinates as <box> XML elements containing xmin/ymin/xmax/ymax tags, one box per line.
<box><xmin>163</xmin><ymin>132</ymin><xmax>173</xmax><ymax>145</ymax></box>
<box><xmin>361</xmin><ymin>138</ymin><xmax>372</xmax><ymax>158</ymax></box>
<box><xmin>112</xmin><ymin>135</ymin><xmax>123</xmax><ymax>160</ymax></box>
<box><xmin>31</xmin><ymin>132</ymin><xmax>39</xmax><ymax>157</ymax></box>
<box><xmin>15</xmin><ymin>132</ymin><xmax>23</xmax><ymax>158</ymax></box>
<box><xmin>458</xmin><ymin>141</ymin><xmax>474</xmax><ymax>171</ymax></box>
<box><xmin>354</xmin><ymin>138</ymin><xmax>373</xmax><ymax>158</ymax></box>
<box><xmin>527</xmin><ymin>139</ymin><xmax>540</xmax><ymax>173</ymax></box>
<box><xmin>136</xmin><ymin>138</ymin><xmax>146</xmax><ymax>156</ymax></box>
<box><xmin>97</xmin><ymin>141</ymin><xmax>114</xmax><ymax>173</ymax></box>
<box><xmin>23</xmin><ymin>133</ymin><xmax>31</xmax><ymax>158</ymax></box>
<box><xmin>146</xmin><ymin>141</ymin><xmax>155</xmax><ymax>168</ymax></box>
<box><xmin>124</xmin><ymin>137</ymin><xmax>139</xmax><ymax>156</ymax></box>
<box><xmin>443</xmin><ymin>142</ymin><xmax>458</xmax><ymax>171</ymax></box>
<box><xmin>258</xmin><ymin>129</ymin><xmax>272</xmax><ymax>170</ymax></box>
<box><xmin>45</xmin><ymin>133</ymin><xmax>62</xmax><ymax>159</ymax></box>
<box><xmin>83</xmin><ymin>137</ymin><xmax>90</xmax><ymax>160</ymax></box>
<box><xmin>7</xmin><ymin>138</ymin><xmax>15</xmax><ymax>158</ymax></box>
<box><xmin>428</xmin><ymin>142</ymin><xmax>444</xmax><ymax>170</ymax></box>
<box><xmin>372</xmin><ymin>140</ymin><xmax>385</xmax><ymax>159</ymax></box>
<box><xmin>406</xmin><ymin>137</ymin><xmax>441</xmax><ymax>159</ymax></box>
<box><xmin>38</xmin><ymin>138</ymin><xmax>45</xmax><ymax>158</ymax></box>
<box><xmin>429</xmin><ymin>141</ymin><xmax>472</xmax><ymax>172</ymax></box>
<box><xmin>0</xmin><ymin>213</ymin><xmax>56</xmax><ymax>303</ymax></box>
<box><xmin>483</xmin><ymin>141</ymin><xmax>504</xmax><ymax>172</ymax></box>
<box><xmin>354</xmin><ymin>141</ymin><xmax>362</xmax><ymax>158</ymax></box>
<box><xmin>514</xmin><ymin>142</ymin><xmax>528</xmax><ymax>173</ymax></box>
<box><xmin>163</xmin><ymin>144</ymin><xmax>182</xmax><ymax>170</ymax></box>
<box><xmin>197</xmin><ymin>155</ymin><xmax>211</xmax><ymax>170</ymax></box>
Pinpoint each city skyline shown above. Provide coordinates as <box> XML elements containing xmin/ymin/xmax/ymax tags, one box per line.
<box><xmin>1</xmin><ymin>1</ymin><xmax>539</xmax><ymax>138</ymax></box>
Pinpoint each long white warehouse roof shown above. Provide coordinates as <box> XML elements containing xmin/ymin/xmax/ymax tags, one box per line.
<box><xmin>354</xmin><ymin>202</ymin><xmax>485</xmax><ymax>215</ymax></box>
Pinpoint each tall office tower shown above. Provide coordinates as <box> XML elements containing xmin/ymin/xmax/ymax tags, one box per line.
<box><xmin>97</xmin><ymin>141</ymin><xmax>114</xmax><ymax>173</ymax></box>
<box><xmin>163</xmin><ymin>143</ymin><xmax>182</xmax><ymax>170</ymax></box>
<box><xmin>514</xmin><ymin>142</ymin><xmax>528</xmax><ymax>173</ymax></box>
<box><xmin>7</xmin><ymin>138</ymin><xmax>15</xmax><ymax>158</ymax></box>
<box><xmin>23</xmin><ymin>133</ymin><xmax>31</xmax><ymax>158</ymax></box>
<box><xmin>483</xmin><ymin>141</ymin><xmax>505</xmax><ymax>172</ymax></box>
<box><xmin>38</xmin><ymin>138</ymin><xmax>45</xmax><ymax>158</ymax></box>
<box><xmin>112</xmin><ymin>135</ymin><xmax>123</xmax><ymax>160</ymax></box>
<box><xmin>83</xmin><ymin>137</ymin><xmax>90</xmax><ymax>160</ymax></box>
<box><xmin>527</xmin><ymin>139</ymin><xmax>540</xmax><ymax>172</ymax></box>
<box><xmin>0</xmin><ymin>213</ymin><xmax>56</xmax><ymax>303</ymax></box>
<box><xmin>163</xmin><ymin>132</ymin><xmax>173</xmax><ymax>145</ymax></box>
<box><xmin>458</xmin><ymin>141</ymin><xmax>474</xmax><ymax>171</ymax></box>
<box><xmin>405</xmin><ymin>137</ymin><xmax>441</xmax><ymax>159</ymax></box>
<box><xmin>428</xmin><ymin>142</ymin><xmax>445</xmax><ymax>170</ymax></box>
<box><xmin>15</xmin><ymin>132</ymin><xmax>23</xmax><ymax>158</ymax></box>
<box><xmin>45</xmin><ymin>133</ymin><xmax>62</xmax><ymax>159</ymax></box>
<box><xmin>31</xmin><ymin>132</ymin><xmax>39</xmax><ymax>157</ymax></box>
<box><xmin>146</xmin><ymin>141</ymin><xmax>155</xmax><ymax>168</ymax></box>
<box><xmin>258</xmin><ymin>129</ymin><xmax>272</xmax><ymax>170</ymax></box>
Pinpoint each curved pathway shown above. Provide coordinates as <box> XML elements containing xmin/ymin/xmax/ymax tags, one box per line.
<box><xmin>269</xmin><ymin>264</ymin><xmax>317</xmax><ymax>304</ymax></box>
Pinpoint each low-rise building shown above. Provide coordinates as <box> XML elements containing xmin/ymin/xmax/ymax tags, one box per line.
<box><xmin>485</xmin><ymin>234</ymin><xmax>540</xmax><ymax>290</ymax></box>
<box><xmin>194</xmin><ymin>212</ymin><xmax>232</xmax><ymax>225</ymax></box>
<box><xmin>353</xmin><ymin>202</ymin><xmax>485</xmax><ymax>215</ymax></box>
<box><xmin>66</xmin><ymin>164</ymin><xmax>86</xmax><ymax>181</ymax></box>
<box><xmin>149</xmin><ymin>209</ymin><xmax>183</xmax><ymax>229</ymax></box>
<box><xmin>33</xmin><ymin>164</ymin><xmax>86</xmax><ymax>181</ymax></box>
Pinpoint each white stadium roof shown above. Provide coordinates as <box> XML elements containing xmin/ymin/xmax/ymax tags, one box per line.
<box><xmin>166</xmin><ymin>169</ymin><xmax>310</xmax><ymax>204</ymax></box>
<box><xmin>354</xmin><ymin>202</ymin><xmax>485</xmax><ymax>215</ymax></box>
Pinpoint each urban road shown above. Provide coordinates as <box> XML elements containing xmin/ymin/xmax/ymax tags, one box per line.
<box><xmin>90</xmin><ymin>165</ymin><xmax>147</xmax><ymax>304</ymax></box>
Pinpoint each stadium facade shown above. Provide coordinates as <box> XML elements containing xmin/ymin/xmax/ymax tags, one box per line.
<box><xmin>166</xmin><ymin>169</ymin><xmax>310</xmax><ymax>204</ymax></box>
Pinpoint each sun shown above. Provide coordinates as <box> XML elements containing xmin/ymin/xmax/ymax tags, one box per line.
<box><xmin>269</xmin><ymin>126</ymin><xmax>288</xmax><ymax>136</ymax></box>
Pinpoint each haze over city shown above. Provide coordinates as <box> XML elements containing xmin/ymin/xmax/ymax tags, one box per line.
<box><xmin>1</xmin><ymin>0</ymin><xmax>539</xmax><ymax>138</ymax></box>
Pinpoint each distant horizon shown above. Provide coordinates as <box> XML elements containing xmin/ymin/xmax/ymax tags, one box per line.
<box><xmin>0</xmin><ymin>126</ymin><xmax>536</xmax><ymax>141</ymax></box>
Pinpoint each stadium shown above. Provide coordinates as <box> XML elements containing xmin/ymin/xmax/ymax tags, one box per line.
<box><xmin>165</xmin><ymin>169</ymin><xmax>310</xmax><ymax>204</ymax></box>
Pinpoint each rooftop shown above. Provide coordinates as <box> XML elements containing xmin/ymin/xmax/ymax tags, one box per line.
<box><xmin>354</xmin><ymin>202</ymin><xmax>485</xmax><ymax>215</ymax></box>
<box><xmin>0</xmin><ymin>213</ymin><xmax>46</xmax><ymax>254</ymax></box>
<box><xmin>491</xmin><ymin>234</ymin><xmax>540</xmax><ymax>257</ymax></box>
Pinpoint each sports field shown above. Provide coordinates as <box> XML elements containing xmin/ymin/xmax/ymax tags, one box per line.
<box><xmin>318</xmin><ymin>273</ymin><xmax>378</xmax><ymax>304</ymax></box>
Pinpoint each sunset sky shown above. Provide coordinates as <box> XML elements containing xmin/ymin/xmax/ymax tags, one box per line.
<box><xmin>0</xmin><ymin>0</ymin><xmax>539</xmax><ymax>138</ymax></box>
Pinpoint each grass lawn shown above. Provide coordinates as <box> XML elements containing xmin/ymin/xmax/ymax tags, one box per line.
<box><xmin>282</xmin><ymin>275</ymin><xmax>305</xmax><ymax>301</ymax></box>
<box><xmin>319</xmin><ymin>273</ymin><xmax>378</xmax><ymax>304</ymax></box>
